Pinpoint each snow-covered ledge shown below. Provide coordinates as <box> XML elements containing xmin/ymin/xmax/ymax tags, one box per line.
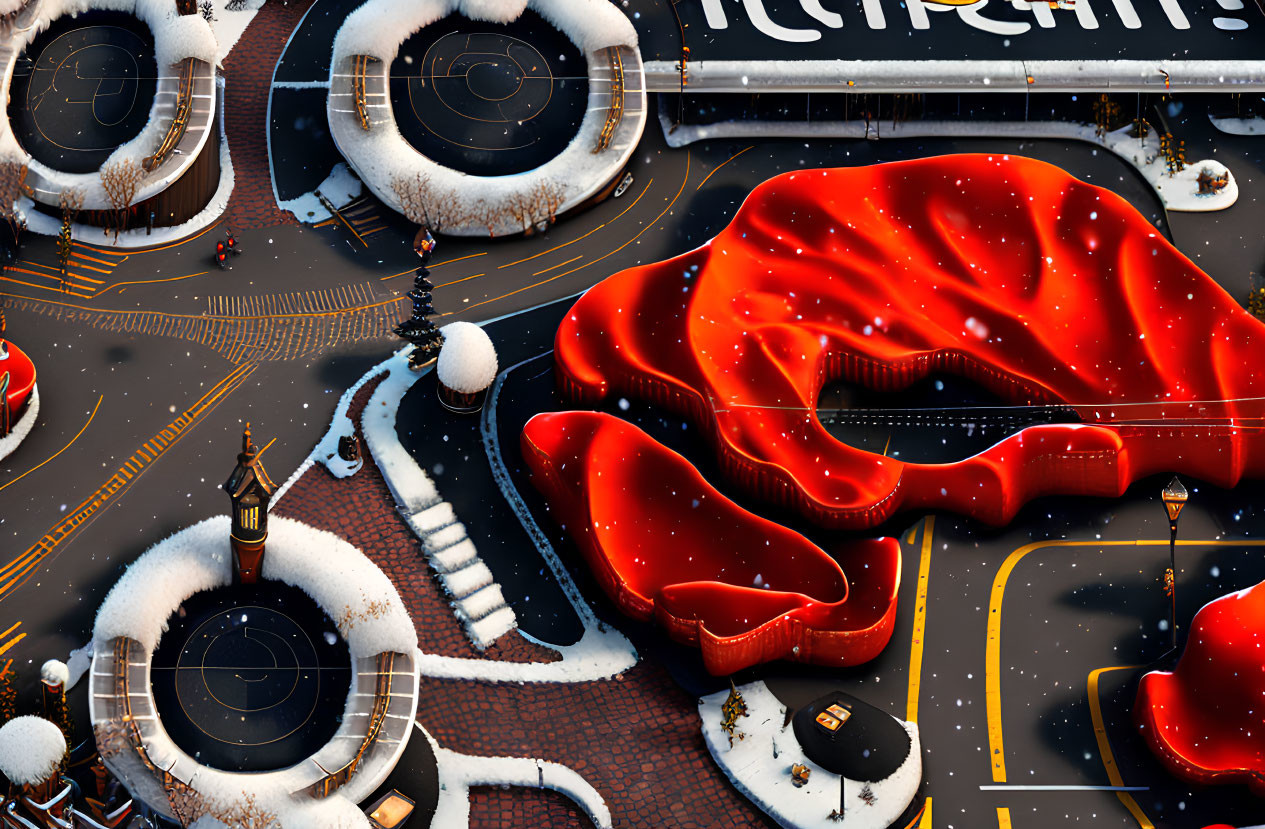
<box><xmin>0</xmin><ymin>0</ymin><xmax>218</xmax><ymax>211</ymax></box>
<box><xmin>0</xmin><ymin>383</ymin><xmax>38</xmax><ymax>462</ymax></box>
<box><xmin>700</xmin><ymin>682</ymin><xmax>922</xmax><ymax>829</ymax></box>
<box><xmin>419</xmin><ymin>723</ymin><xmax>613</xmax><ymax>829</ymax></box>
<box><xmin>327</xmin><ymin>0</ymin><xmax>647</xmax><ymax>237</ymax></box>
<box><xmin>88</xmin><ymin>516</ymin><xmax>420</xmax><ymax>828</ymax></box>
<box><xmin>662</xmin><ymin>109</ymin><xmax>1237</xmax><ymax>213</ymax></box>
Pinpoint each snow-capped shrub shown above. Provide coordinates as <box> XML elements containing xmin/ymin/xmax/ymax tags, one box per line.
<box><xmin>437</xmin><ymin>322</ymin><xmax>498</xmax><ymax>394</ymax></box>
<box><xmin>40</xmin><ymin>659</ymin><xmax>68</xmax><ymax>687</ymax></box>
<box><xmin>0</xmin><ymin>716</ymin><xmax>65</xmax><ymax>785</ymax></box>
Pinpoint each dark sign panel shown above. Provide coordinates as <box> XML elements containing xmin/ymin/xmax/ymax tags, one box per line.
<box><xmin>629</xmin><ymin>0</ymin><xmax>1264</xmax><ymax>63</ymax></box>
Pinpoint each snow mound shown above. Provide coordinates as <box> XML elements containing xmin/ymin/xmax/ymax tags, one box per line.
<box><xmin>437</xmin><ymin>322</ymin><xmax>498</xmax><ymax>393</ymax></box>
<box><xmin>93</xmin><ymin>519</ymin><xmax>232</xmax><ymax>653</ymax></box>
<box><xmin>336</xmin><ymin>0</ymin><xmax>634</xmax><ymax>60</ymax></box>
<box><xmin>40</xmin><ymin>659</ymin><xmax>68</xmax><ymax>687</ymax></box>
<box><xmin>93</xmin><ymin>515</ymin><xmax>416</xmax><ymax>658</ymax></box>
<box><xmin>461</xmin><ymin>0</ymin><xmax>528</xmax><ymax>24</ymax></box>
<box><xmin>0</xmin><ymin>716</ymin><xmax>66</xmax><ymax>785</ymax></box>
<box><xmin>262</xmin><ymin>517</ymin><xmax>416</xmax><ymax>657</ymax></box>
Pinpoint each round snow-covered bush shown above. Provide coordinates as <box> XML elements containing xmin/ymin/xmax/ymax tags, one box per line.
<box><xmin>437</xmin><ymin>322</ymin><xmax>498</xmax><ymax>394</ymax></box>
<box><xmin>40</xmin><ymin>659</ymin><xmax>68</xmax><ymax>686</ymax></box>
<box><xmin>0</xmin><ymin>716</ymin><xmax>66</xmax><ymax>785</ymax></box>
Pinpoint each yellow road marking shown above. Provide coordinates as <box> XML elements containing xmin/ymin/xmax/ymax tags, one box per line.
<box><xmin>0</xmin><ymin>622</ymin><xmax>19</xmax><ymax>641</ymax></box>
<box><xmin>450</xmin><ymin>157</ymin><xmax>689</xmax><ymax>315</ymax></box>
<box><xmin>922</xmin><ymin>797</ymin><xmax>932</xmax><ymax>828</ymax></box>
<box><xmin>996</xmin><ymin>806</ymin><xmax>1012</xmax><ymax>829</ymax></box>
<box><xmin>986</xmin><ymin>537</ymin><xmax>1265</xmax><ymax>783</ymax></box>
<box><xmin>101</xmin><ymin>271</ymin><xmax>209</xmax><ymax>295</ymax></box>
<box><xmin>496</xmin><ymin>177</ymin><xmax>654</xmax><ymax>270</ymax></box>
<box><xmin>0</xmin><ymin>365</ymin><xmax>254</xmax><ymax>599</ymax></box>
<box><xmin>435</xmin><ymin>273</ymin><xmax>485</xmax><ymax>289</ymax></box>
<box><xmin>907</xmin><ymin>516</ymin><xmax>934</xmax><ymax>723</ymax></box>
<box><xmin>532</xmin><ymin>255</ymin><xmax>582</xmax><ymax>277</ymax></box>
<box><xmin>0</xmin><ymin>395</ymin><xmax>102</xmax><ymax>495</ymax></box>
<box><xmin>695</xmin><ymin>145</ymin><xmax>753</xmax><ymax>192</ymax></box>
<box><xmin>0</xmin><ymin>633</ymin><xmax>25</xmax><ymax>656</ymax></box>
<box><xmin>1088</xmin><ymin>666</ymin><xmax>1155</xmax><ymax>828</ymax></box>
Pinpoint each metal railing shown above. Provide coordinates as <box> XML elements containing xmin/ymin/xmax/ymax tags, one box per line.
<box><xmin>142</xmin><ymin>59</ymin><xmax>197</xmax><ymax>172</ymax></box>
<box><xmin>309</xmin><ymin>651</ymin><xmax>397</xmax><ymax>797</ymax></box>
<box><xmin>594</xmin><ymin>48</ymin><xmax>625</xmax><ymax>152</ymax></box>
<box><xmin>353</xmin><ymin>55</ymin><xmax>374</xmax><ymax>131</ymax></box>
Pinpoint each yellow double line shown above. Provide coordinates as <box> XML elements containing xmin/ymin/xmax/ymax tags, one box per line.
<box><xmin>0</xmin><ymin>363</ymin><xmax>256</xmax><ymax>601</ymax></box>
<box><xmin>0</xmin><ymin>622</ymin><xmax>23</xmax><ymax>658</ymax></box>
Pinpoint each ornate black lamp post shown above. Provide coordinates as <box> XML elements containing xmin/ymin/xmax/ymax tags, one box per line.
<box><xmin>1161</xmin><ymin>476</ymin><xmax>1188</xmax><ymax>655</ymax></box>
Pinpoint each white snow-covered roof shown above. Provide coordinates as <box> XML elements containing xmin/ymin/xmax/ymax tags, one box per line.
<box><xmin>437</xmin><ymin>322</ymin><xmax>498</xmax><ymax>394</ymax></box>
<box><xmin>93</xmin><ymin>515</ymin><xmax>416</xmax><ymax>658</ymax></box>
<box><xmin>40</xmin><ymin>659</ymin><xmax>68</xmax><ymax>687</ymax></box>
<box><xmin>0</xmin><ymin>716</ymin><xmax>66</xmax><ymax>785</ymax></box>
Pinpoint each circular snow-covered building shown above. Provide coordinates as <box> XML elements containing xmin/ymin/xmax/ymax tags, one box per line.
<box><xmin>328</xmin><ymin>0</ymin><xmax>646</xmax><ymax>237</ymax></box>
<box><xmin>88</xmin><ymin>515</ymin><xmax>420</xmax><ymax>827</ymax></box>
<box><xmin>436</xmin><ymin>321</ymin><xmax>497</xmax><ymax>413</ymax></box>
<box><xmin>0</xmin><ymin>0</ymin><xmax>220</xmax><ymax>231</ymax></box>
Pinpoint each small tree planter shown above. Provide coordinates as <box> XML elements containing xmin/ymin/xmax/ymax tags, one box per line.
<box><xmin>437</xmin><ymin>381</ymin><xmax>485</xmax><ymax>414</ymax></box>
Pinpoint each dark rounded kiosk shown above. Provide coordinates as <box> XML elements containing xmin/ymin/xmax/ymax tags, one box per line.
<box><xmin>791</xmin><ymin>692</ymin><xmax>912</xmax><ymax>782</ymax></box>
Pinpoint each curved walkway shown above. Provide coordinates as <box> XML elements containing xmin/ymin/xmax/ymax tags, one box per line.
<box><xmin>223</xmin><ymin>0</ymin><xmax>315</xmax><ymax>226</ymax></box>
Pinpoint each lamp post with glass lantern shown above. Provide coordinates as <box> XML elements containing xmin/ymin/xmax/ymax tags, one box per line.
<box><xmin>1161</xmin><ymin>476</ymin><xmax>1188</xmax><ymax>655</ymax></box>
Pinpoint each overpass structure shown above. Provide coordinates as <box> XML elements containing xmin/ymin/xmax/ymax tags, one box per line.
<box><xmin>629</xmin><ymin>0</ymin><xmax>1265</xmax><ymax>92</ymax></box>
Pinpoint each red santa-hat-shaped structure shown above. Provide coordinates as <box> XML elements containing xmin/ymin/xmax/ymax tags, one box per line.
<box><xmin>0</xmin><ymin>306</ymin><xmax>37</xmax><ymax>459</ymax></box>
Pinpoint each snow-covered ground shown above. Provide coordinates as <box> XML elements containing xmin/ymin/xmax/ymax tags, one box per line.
<box><xmin>419</xmin><ymin>723</ymin><xmax>613</xmax><ymax>829</ymax></box>
<box><xmin>1209</xmin><ymin>114</ymin><xmax>1265</xmax><ymax>136</ymax></box>
<box><xmin>205</xmin><ymin>0</ymin><xmax>267</xmax><ymax>65</ymax></box>
<box><xmin>277</xmin><ymin>162</ymin><xmax>364</xmax><ymax>224</ymax></box>
<box><xmin>699</xmin><ymin>682</ymin><xmax>922</xmax><ymax>829</ymax></box>
<box><xmin>664</xmin><ymin>111</ymin><xmax>1237</xmax><ymax>213</ymax></box>
<box><xmin>0</xmin><ymin>384</ymin><xmax>38</xmax><ymax>462</ymax></box>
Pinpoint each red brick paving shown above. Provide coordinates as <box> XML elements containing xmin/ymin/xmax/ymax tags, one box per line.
<box><xmin>222</xmin><ymin>2</ymin><xmax>313</xmax><ymax>227</ymax></box>
<box><xmin>415</xmin><ymin>667</ymin><xmax>767</xmax><ymax>829</ymax></box>
<box><xmin>276</xmin><ymin>374</ymin><xmax>764</xmax><ymax>828</ymax></box>
<box><xmin>273</xmin><ymin>373</ymin><xmax>557</xmax><ymax>664</ymax></box>
<box><xmin>469</xmin><ymin>787</ymin><xmax>594</xmax><ymax>829</ymax></box>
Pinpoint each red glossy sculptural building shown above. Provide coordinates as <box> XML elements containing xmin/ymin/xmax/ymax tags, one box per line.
<box><xmin>525</xmin><ymin>153</ymin><xmax>1265</xmax><ymax>683</ymax></box>
<box><xmin>1137</xmin><ymin>581</ymin><xmax>1265</xmax><ymax>795</ymax></box>
<box><xmin>553</xmin><ymin>154</ymin><xmax>1265</xmax><ymax>530</ymax></box>
<box><xmin>522</xmin><ymin>411</ymin><xmax>900</xmax><ymax>674</ymax></box>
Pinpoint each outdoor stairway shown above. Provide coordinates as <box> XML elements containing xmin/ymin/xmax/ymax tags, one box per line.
<box><xmin>406</xmin><ymin>501</ymin><xmax>517</xmax><ymax>649</ymax></box>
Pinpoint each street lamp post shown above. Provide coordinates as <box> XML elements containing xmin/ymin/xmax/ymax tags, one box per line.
<box><xmin>1161</xmin><ymin>476</ymin><xmax>1188</xmax><ymax>655</ymax></box>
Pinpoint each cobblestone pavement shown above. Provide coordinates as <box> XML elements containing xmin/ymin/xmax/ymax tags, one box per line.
<box><xmin>470</xmin><ymin>786</ymin><xmax>593</xmax><ymax>829</ymax></box>
<box><xmin>272</xmin><ymin>373</ymin><xmax>558</xmax><ymax>664</ymax></box>
<box><xmin>222</xmin><ymin>1</ymin><xmax>314</xmax><ymax>227</ymax></box>
<box><xmin>273</xmin><ymin>374</ymin><xmax>768</xmax><ymax>828</ymax></box>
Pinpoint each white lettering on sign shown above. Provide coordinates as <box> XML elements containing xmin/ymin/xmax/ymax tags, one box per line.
<box><xmin>697</xmin><ymin>0</ymin><xmax>1205</xmax><ymax>38</ymax></box>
